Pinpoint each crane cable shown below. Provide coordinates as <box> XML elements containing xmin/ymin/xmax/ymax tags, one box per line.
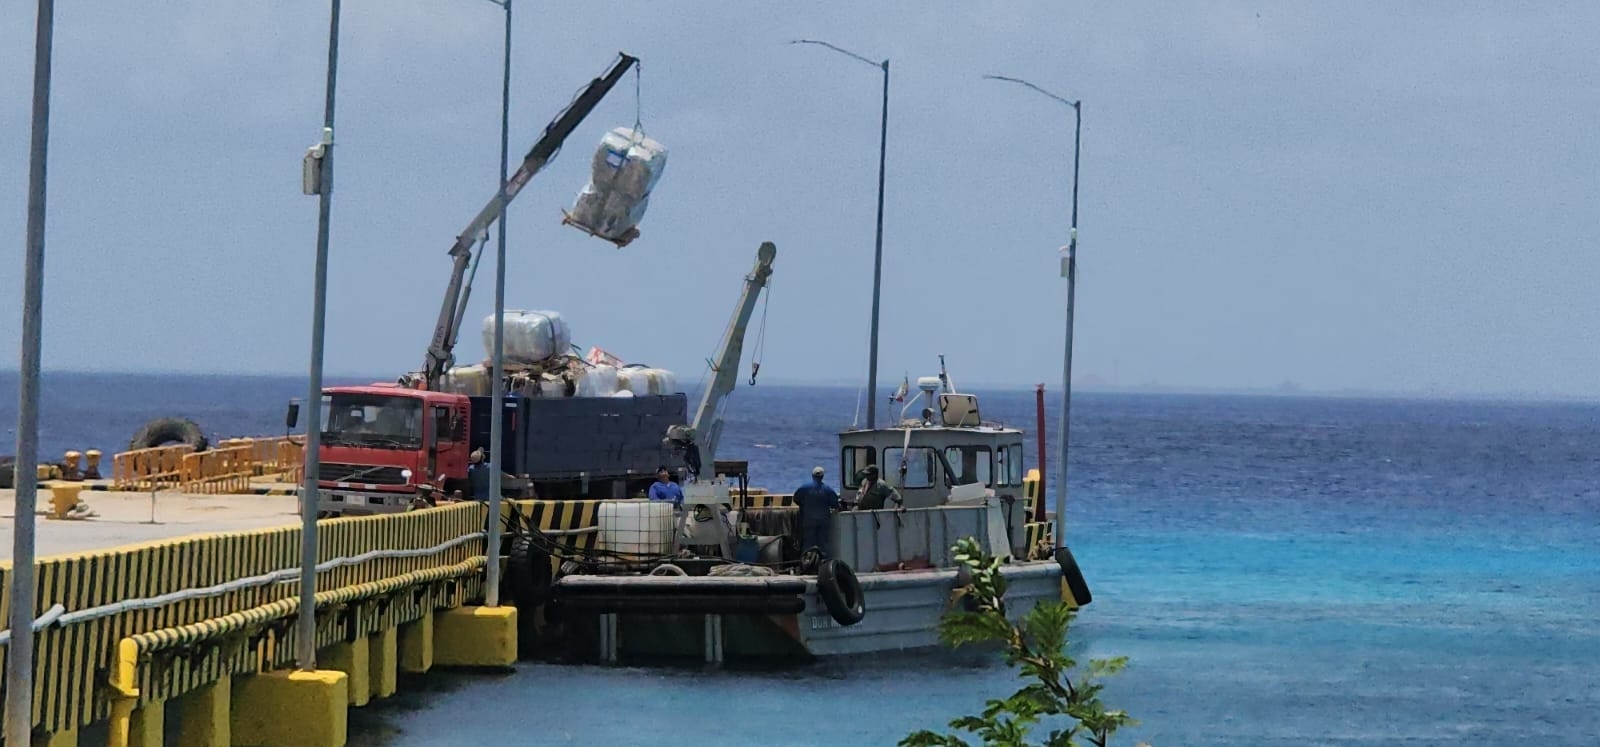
<box><xmin>749</xmin><ymin>283</ymin><xmax>770</xmax><ymax>386</ymax></box>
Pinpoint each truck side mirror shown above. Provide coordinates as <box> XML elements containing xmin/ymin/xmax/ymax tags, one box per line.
<box><xmin>285</xmin><ymin>400</ymin><xmax>300</xmax><ymax>430</ymax></box>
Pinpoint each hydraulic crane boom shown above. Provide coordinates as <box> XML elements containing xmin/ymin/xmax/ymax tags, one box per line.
<box><xmin>405</xmin><ymin>52</ymin><xmax>639</xmax><ymax>390</ymax></box>
<box><xmin>667</xmin><ymin>241</ymin><xmax>777</xmax><ymax>476</ymax></box>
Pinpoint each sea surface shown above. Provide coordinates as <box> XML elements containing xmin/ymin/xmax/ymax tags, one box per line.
<box><xmin>3</xmin><ymin>372</ymin><xmax>1598</xmax><ymax>745</ymax></box>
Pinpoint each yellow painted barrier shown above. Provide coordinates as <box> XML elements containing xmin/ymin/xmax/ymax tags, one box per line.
<box><xmin>0</xmin><ymin>501</ymin><xmax>489</xmax><ymax>736</ymax></box>
<box><xmin>112</xmin><ymin>444</ymin><xmax>193</xmax><ymax>490</ymax></box>
<box><xmin>181</xmin><ymin>445</ymin><xmax>255</xmax><ymax>494</ymax></box>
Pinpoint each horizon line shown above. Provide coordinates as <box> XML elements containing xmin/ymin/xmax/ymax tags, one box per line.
<box><xmin>1</xmin><ymin>367</ymin><xmax>1597</xmax><ymax>405</ymax></box>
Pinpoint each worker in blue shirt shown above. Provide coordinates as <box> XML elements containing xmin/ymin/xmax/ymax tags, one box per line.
<box><xmin>648</xmin><ymin>466</ymin><xmax>684</xmax><ymax>508</ymax></box>
<box><xmin>467</xmin><ymin>448</ymin><xmax>492</xmax><ymax>501</ymax></box>
<box><xmin>794</xmin><ymin>465</ymin><xmax>840</xmax><ymax>559</ymax></box>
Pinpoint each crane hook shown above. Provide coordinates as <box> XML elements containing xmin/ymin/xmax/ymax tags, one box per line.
<box><xmin>749</xmin><ymin>361</ymin><xmax>760</xmax><ymax>386</ymax></box>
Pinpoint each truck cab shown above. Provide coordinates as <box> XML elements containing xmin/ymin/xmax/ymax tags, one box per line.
<box><xmin>314</xmin><ymin>384</ymin><xmax>470</xmax><ymax>514</ymax></box>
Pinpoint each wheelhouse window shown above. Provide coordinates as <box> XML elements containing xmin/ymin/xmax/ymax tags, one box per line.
<box><xmin>884</xmin><ymin>447</ymin><xmax>937</xmax><ymax>489</ymax></box>
<box><xmin>996</xmin><ymin>443</ymin><xmax>1025</xmax><ymax>486</ymax></box>
<box><xmin>322</xmin><ymin>394</ymin><xmax>423</xmax><ymax>448</ymax></box>
<box><xmin>842</xmin><ymin>446</ymin><xmax>877</xmax><ymax>489</ymax></box>
<box><xmin>943</xmin><ymin>445</ymin><xmax>993</xmax><ymax>486</ymax></box>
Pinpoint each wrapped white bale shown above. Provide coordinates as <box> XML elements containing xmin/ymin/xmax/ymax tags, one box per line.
<box><xmin>440</xmin><ymin>364</ymin><xmax>492</xmax><ymax>396</ymax></box>
<box><xmin>563</xmin><ymin>127</ymin><xmax>667</xmax><ymax>246</ymax></box>
<box><xmin>616</xmin><ymin>366</ymin><xmax>678</xmax><ymax>396</ymax></box>
<box><xmin>573</xmin><ymin>364</ymin><xmax>620</xmax><ymax>397</ymax></box>
<box><xmin>485</xmin><ymin>310</ymin><xmax>570</xmax><ymax>364</ymax></box>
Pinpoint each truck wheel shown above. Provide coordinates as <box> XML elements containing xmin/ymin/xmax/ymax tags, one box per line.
<box><xmin>504</xmin><ymin>533</ymin><xmax>552</xmax><ymax>609</ymax></box>
<box><xmin>129</xmin><ymin>417</ymin><xmax>208</xmax><ymax>452</ymax></box>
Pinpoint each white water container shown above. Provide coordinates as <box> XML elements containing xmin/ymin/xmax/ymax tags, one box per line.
<box><xmin>598</xmin><ymin>500</ymin><xmax>675</xmax><ymax>558</ymax></box>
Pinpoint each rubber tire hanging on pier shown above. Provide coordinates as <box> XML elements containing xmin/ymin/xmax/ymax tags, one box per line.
<box><xmin>817</xmin><ymin>559</ymin><xmax>865</xmax><ymax>627</ymax></box>
<box><xmin>128</xmin><ymin>417</ymin><xmax>209</xmax><ymax>452</ymax></box>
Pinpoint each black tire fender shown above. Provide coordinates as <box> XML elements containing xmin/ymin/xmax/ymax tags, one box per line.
<box><xmin>129</xmin><ymin>417</ymin><xmax>209</xmax><ymax>452</ymax></box>
<box><xmin>817</xmin><ymin>559</ymin><xmax>866</xmax><ymax>627</ymax></box>
<box><xmin>1056</xmin><ymin>545</ymin><xmax>1092</xmax><ymax>606</ymax></box>
<box><xmin>504</xmin><ymin>533</ymin><xmax>552</xmax><ymax>609</ymax></box>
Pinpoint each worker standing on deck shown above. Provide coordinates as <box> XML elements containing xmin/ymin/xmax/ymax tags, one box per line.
<box><xmin>856</xmin><ymin>465</ymin><xmax>903</xmax><ymax>511</ymax></box>
<box><xmin>795</xmin><ymin>466</ymin><xmax>840</xmax><ymax>558</ymax></box>
<box><xmin>467</xmin><ymin>448</ymin><xmax>492</xmax><ymax>501</ymax></box>
<box><xmin>649</xmin><ymin>466</ymin><xmax>684</xmax><ymax>509</ymax></box>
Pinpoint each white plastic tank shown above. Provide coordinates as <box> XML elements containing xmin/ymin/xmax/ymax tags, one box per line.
<box><xmin>598</xmin><ymin>500</ymin><xmax>675</xmax><ymax>558</ymax></box>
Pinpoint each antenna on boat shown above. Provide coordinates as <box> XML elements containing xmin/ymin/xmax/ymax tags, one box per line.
<box><xmin>938</xmin><ymin>354</ymin><xmax>958</xmax><ymax>394</ymax></box>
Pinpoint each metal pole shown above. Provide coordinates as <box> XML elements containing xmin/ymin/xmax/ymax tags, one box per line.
<box><xmin>298</xmin><ymin>0</ymin><xmax>341</xmax><ymax>671</ymax></box>
<box><xmin>788</xmin><ymin>40</ymin><xmax>889</xmax><ymax>430</ymax></box>
<box><xmin>6</xmin><ymin>0</ymin><xmax>54</xmax><ymax>739</ymax></box>
<box><xmin>866</xmin><ymin>60</ymin><xmax>889</xmax><ymax>429</ymax></box>
<box><xmin>485</xmin><ymin>0</ymin><xmax>511</xmax><ymax>607</ymax></box>
<box><xmin>1054</xmin><ymin>102</ymin><xmax>1080</xmax><ymax>550</ymax></box>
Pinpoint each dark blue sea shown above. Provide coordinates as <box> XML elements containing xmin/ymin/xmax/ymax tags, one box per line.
<box><xmin>3</xmin><ymin>372</ymin><xmax>1598</xmax><ymax>745</ymax></box>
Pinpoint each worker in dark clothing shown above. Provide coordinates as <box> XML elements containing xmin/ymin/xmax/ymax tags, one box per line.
<box><xmin>855</xmin><ymin>465</ymin><xmax>903</xmax><ymax>511</ymax></box>
<box><xmin>794</xmin><ymin>465</ymin><xmax>840</xmax><ymax>558</ymax></box>
<box><xmin>467</xmin><ymin>448</ymin><xmax>492</xmax><ymax>501</ymax></box>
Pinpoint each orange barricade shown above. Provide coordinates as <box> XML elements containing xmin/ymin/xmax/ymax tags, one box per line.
<box><xmin>111</xmin><ymin>445</ymin><xmax>194</xmax><ymax>491</ymax></box>
<box><xmin>180</xmin><ymin>444</ymin><xmax>255</xmax><ymax>494</ymax></box>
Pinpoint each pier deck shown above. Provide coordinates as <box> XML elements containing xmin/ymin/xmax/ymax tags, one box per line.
<box><xmin>0</xmin><ymin>487</ymin><xmax>300</xmax><ymax>559</ymax></box>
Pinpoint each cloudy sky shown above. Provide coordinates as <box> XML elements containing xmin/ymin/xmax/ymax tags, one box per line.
<box><xmin>2</xmin><ymin>2</ymin><xmax>1597</xmax><ymax>397</ymax></box>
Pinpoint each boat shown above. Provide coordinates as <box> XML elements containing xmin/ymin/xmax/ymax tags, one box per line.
<box><xmin>516</xmin><ymin>365</ymin><xmax>1089</xmax><ymax>663</ymax></box>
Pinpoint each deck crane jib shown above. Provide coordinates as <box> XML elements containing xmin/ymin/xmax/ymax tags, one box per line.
<box><xmin>664</xmin><ymin>242</ymin><xmax>776</xmax><ymax>557</ymax></box>
<box><xmin>666</xmin><ymin>241</ymin><xmax>777</xmax><ymax>479</ymax></box>
<box><xmin>401</xmin><ymin>52</ymin><xmax>640</xmax><ymax>391</ymax></box>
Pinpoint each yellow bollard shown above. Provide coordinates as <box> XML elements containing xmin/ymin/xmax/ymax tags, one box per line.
<box><xmin>63</xmin><ymin>450</ymin><xmax>83</xmax><ymax>480</ymax></box>
<box><xmin>85</xmin><ymin>449</ymin><xmax>103</xmax><ymax>480</ymax></box>
<box><xmin>48</xmin><ymin>484</ymin><xmax>85</xmax><ymax>520</ymax></box>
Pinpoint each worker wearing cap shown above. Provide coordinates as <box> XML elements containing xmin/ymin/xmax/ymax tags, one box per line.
<box><xmin>794</xmin><ymin>466</ymin><xmax>840</xmax><ymax>558</ymax></box>
<box><xmin>467</xmin><ymin>448</ymin><xmax>492</xmax><ymax>502</ymax></box>
<box><xmin>855</xmin><ymin>464</ymin><xmax>903</xmax><ymax>511</ymax></box>
<box><xmin>649</xmin><ymin>466</ymin><xmax>684</xmax><ymax>509</ymax></box>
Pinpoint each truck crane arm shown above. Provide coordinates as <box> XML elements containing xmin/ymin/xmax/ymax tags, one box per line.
<box><xmin>666</xmin><ymin>241</ymin><xmax>777</xmax><ymax>476</ymax></box>
<box><xmin>405</xmin><ymin>52</ymin><xmax>640</xmax><ymax>390</ymax></box>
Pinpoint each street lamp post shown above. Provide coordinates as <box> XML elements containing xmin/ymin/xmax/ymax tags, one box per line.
<box><xmin>791</xmin><ymin>39</ymin><xmax>890</xmax><ymax>429</ymax></box>
<box><xmin>7</xmin><ymin>0</ymin><xmax>56</xmax><ymax>740</ymax></box>
<box><xmin>484</xmin><ymin>0</ymin><xmax>511</xmax><ymax>608</ymax></box>
<box><xmin>297</xmin><ymin>0</ymin><xmax>342</xmax><ymax>672</ymax></box>
<box><xmin>983</xmin><ymin>74</ymin><xmax>1081</xmax><ymax>552</ymax></box>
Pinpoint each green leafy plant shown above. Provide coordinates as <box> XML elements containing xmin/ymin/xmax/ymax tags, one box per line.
<box><xmin>901</xmin><ymin>537</ymin><xmax>1138</xmax><ymax>747</ymax></box>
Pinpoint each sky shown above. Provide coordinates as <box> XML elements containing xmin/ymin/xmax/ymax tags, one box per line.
<box><xmin>1</xmin><ymin>2</ymin><xmax>1598</xmax><ymax>398</ymax></box>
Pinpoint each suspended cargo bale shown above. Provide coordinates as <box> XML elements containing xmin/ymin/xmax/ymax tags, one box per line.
<box><xmin>561</xmin><ymin>127</ymin><xmax>667</xmax><ymax>247</ymax></box>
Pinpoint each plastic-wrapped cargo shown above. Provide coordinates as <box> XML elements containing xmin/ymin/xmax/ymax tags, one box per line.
<box><xmin>572</xmin><ymin>364</ymin><xmax>620</xmax><ymax>398</ymax></box>
<box><xmin>617</xmin><ymin>366</ymin><xmax>678</xmax><ymax>396</ymax></box>
<box><xmin>562</xmin><ymin>127</ymin><xmax>667</xmax><ymax>245</ymax></box>
<box><xmin>440</xmin><ymin>364</ymin><xmax>492</xmax><ymax>396</ymax></box>
<box><xmin>485</xmin><ymin>310</ymin><xmax>571</xmax><ymax>365</ymax></box>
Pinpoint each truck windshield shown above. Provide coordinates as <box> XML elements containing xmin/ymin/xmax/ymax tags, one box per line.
<box><xmin>322</xmin><ymin>394</ymin><xmax>422</xmax><ymax>448</ymax></box>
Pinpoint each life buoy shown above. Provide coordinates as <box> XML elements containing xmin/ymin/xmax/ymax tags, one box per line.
<box><xmin>817</xmin><ymin>559</ymin><xmax>865</xmax><ymax>626</ymax></box>
<box><xmin>1056</xmin><ymin>546</ymin><xmax>1092</xmax><ymax>606</ymax></box>
<box><xmin>504</xmin><ymin>533</ymin><xmax>552</xmax><ymax>609</ymax></box>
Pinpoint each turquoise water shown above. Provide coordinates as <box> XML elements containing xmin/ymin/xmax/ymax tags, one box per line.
<box><xmin>4</xmin><ymin>374</ymin><xmax>1597</xmax><ymax>744</ymax></box>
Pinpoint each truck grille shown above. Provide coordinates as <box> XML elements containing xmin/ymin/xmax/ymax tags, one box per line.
<box><xmin>317</xmin><ymin>463</ymin><xmax>409</xmax><ymax>485</ymax></box>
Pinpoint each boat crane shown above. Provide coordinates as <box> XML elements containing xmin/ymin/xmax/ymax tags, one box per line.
<box><xmin>401</xmin><ymin>53</ymin><xmax>639</xmax><ymax>391</ymax></box>
<box><xmin>662</xmin><ymin>242</ymin><xmax>776</xmax><ymax>557</ymax></box>
<box><xmin>666</xmin><ymin>241</ymin><xmax>777</xmax><ymax>479</ymax></box>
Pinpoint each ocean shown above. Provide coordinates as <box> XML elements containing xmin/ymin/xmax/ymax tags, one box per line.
<box><xmin>3</xmin><ymin>372</ymin><xmax>1598</xmax><ymax>745</ymax></box>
